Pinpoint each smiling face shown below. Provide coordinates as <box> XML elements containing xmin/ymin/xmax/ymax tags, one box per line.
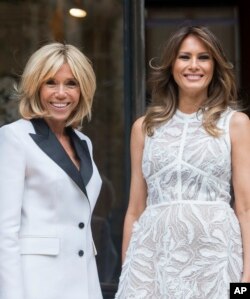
<box><xmin>40</xmin><ymin>63</ymin><xmax>80</xmax><ymax>131</ymax></box>
<box><xmin>172</xmin><ymin>34</ymin><xmax>214</xmax><ymax>101</ymax></box>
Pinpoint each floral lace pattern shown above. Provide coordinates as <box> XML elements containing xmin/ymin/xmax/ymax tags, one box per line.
<box><xmin>115</xmin><ymin>109</ymin><xmax>243</xmax><ymax>299</ymax></box>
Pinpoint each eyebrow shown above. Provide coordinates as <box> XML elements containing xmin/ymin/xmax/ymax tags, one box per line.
<box><xmin>178</xmin><ymin>51</ymin><xmax>210</xmax><ymax>55</ymax></box>
<box><xmin>65</xmin><ymin>77</ymin><xmax>78</xmax><ymax>80</ymax></box>
<box><xmin>45</xmin><ymin>77</ymin><xmax>77</xmax><ymax>80</ymax></box>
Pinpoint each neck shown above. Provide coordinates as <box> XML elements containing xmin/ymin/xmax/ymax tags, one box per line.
<box><xmin>44</xmin><ymin>118</ymin><xmax>66</xmax><ymax>137</ymax></box>
<box><xmin>178</xmin><ymin>95</ymin><xmax>206</xmax><ymax>114</ymax></box>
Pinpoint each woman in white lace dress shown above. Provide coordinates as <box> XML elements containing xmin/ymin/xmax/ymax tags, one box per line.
<box><xmin>115</xmin><ymin>26</ymin><xmax>250</xmax><ymax>299</ymax></box>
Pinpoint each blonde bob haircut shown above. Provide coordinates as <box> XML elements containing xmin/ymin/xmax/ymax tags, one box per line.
<box><xmin>18</xmin><ymin>42</ymin><xmax>96</xmax><ymax>128</ymax></box>
<box><xmin>144</xmin><ymin>26</ymin><xmax>238</xmax><ymax>137</ymax></box>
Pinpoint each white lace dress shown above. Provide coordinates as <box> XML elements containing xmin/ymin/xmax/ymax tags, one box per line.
<box><xmin>115</xmin><ymin>109</ymin><xmax>243</xmax><ymax>299</ymax></box>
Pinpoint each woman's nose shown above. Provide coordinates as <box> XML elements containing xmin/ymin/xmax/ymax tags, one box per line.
<box><xmin>55</xmin><ymin>84</ymin><xmax>67</xmax><ymax>96</ymax></box>
<box><xmin>189</xmin><ymin>58</ymin><xmax>199</xmax><ymax>69</ymax></box>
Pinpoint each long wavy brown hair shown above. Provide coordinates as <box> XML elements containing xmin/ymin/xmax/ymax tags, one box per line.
<box><xmin>143</xmin><ymin>26</ymin><xmax>238</xmax><ymax>137</ymax></box>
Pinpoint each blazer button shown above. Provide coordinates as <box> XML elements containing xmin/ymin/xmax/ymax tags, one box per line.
<box><xmin>78</xmin><ymin>222</ymin><xmax>85</xmax><ymax>229</ymax></box>
<box><xmin>78</xmin><ymin>250</ymin><xmax>84</xmax><ymax>257</ymax></box>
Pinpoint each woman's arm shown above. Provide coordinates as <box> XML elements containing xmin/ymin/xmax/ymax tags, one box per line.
<box><xmin>230</xmin><ymin>111</ymin><xmax>250</xmax><ymax>282</ymax></box>
<box><xmin>121</xmin><ymin>117</ymin><xmax>147</xmax><ymax>263</ymax></box>
<box><xmin>0</xmin><ymin>125</ymin><xmax>26</xmax><ymax>299</ymax></box>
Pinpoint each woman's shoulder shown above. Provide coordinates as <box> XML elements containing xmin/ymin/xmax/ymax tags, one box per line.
<box><xmin>229</xmin><ymin>111</ymin><xmax>250</xmax><ymax>142</ymax></box>
<box><xmin>0</xmin><ymin>118</ymin><xmax>32</xmax><ymax>133</ymax></box>
<box><xmin>131</xmin><ymin>116</ymin><xmax>145</xmax><ymax>132</ymax></box>
<box><xmin>130</xmin><ymin>116</ymin><xmax>146</xmax><ymax>147</ymax></box>
<box><xmin>230</xmin><ymin>111</ymin><xmax>250</xmax><ymax>127</ymax></box>
<box><xmin>0</xmin><ymin>119</ymin><xmax>33</xmax><ymax>149</ymax></box>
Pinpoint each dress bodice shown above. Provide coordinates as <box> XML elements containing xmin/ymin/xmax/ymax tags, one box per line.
<box><xmin>142</xmin><ymin>108</ymin><xmax>235</xmax><ymax>206</ymax></box>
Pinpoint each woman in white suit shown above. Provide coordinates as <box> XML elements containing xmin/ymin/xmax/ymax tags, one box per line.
<box><xmin>0</xmin><ymin>43</ymin><xmax>103</xmax><ymax>299</ymax></box>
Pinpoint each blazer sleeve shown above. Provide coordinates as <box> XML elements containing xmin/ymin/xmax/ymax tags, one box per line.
<box><xmin>0</xmin><ymin>125</ymin><xmax>26</xmax><ymax>299</ymax></box>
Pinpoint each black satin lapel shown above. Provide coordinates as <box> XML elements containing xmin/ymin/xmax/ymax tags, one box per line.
<box><xmin>29</xmin><ymin>119</ymin><xmax>87</xmax><ymax>197</ymax></box>
<box><xmin>68</xmin><ymin>129</ymin><xmax>93</xmax><ymax>187</ymax></box>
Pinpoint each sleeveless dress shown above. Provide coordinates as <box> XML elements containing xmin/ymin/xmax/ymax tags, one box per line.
<box><xmin>115</xmin><ymin>109</ymin><xmax>243</xmax><ymax>299</ymax></box>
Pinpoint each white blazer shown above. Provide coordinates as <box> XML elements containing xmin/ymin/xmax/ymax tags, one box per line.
<box><xmin>0</xmin><ymin>119</ymin><xmax>103</xmax><ymax>299</ymax></box>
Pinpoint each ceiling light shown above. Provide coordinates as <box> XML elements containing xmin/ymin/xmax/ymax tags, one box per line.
<box><xmin>69</xmin><ymin>1</ymin><xmax>87</xmax><ymax>18</ymax></box>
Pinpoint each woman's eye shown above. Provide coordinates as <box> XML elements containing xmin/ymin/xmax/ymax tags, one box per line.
<box><xmin>66</xmin><ymin>80</ymin><xmax>78</xmax><ymax>87</ymax></box>
<box><xmin>199</xmin><ymin>55</ymin><xmax>210</xmax><ymax>60</ymax></box>
<box><xmin>67</xmin><ymin>80</ymin><xmax>77</xmax><ymax>86</ymax></box>
<box><xmin>178</xmin><ymin>55</ymin><xmax>190</xmax><ymax>60</ymax></box>
<box><xmin>45</xmin><ymin>79</ymin><xmax>56</xmax><ymax>85</ymax></box>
